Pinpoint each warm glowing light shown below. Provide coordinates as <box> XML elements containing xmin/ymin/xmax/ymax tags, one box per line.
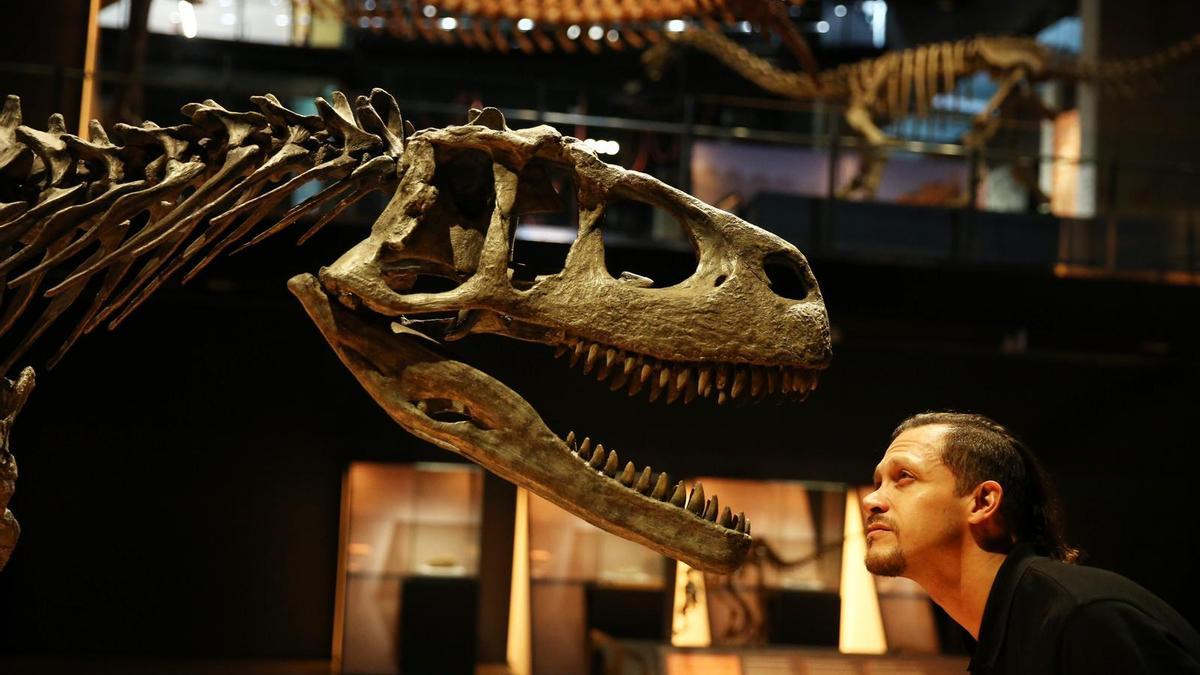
<box><xmin>587</xmin><ymin>25</ymin><xmax>603</xmax><ymax>40</ymax></box>
<box><xmin>670</xmin><ymin>560</ymin><xmax>711</xmax><ymax>647</ymax></box>
<box><xmin>177</xmin><ymin>1</ymin><xmax>198</xmax><ymax>38</ymax></box>
<box><xmin>439</xmin><ymin>16</ymin><xmax>457</xmax><ymax>30</ymax></box>
<box><xmin>666</xmin><ymin>19</ymin><xmax>686</xmax><ymax>32</ymax></box>
<box><xmin>606</xmin><ymin>28</ymin><xmax>619</xmax><ymax>42</ymax></box>
<box><xmin>517</xmin><ymin>17</ymin><xmax>534</xmax><ymax>31</ymax></box>
<box><xmin>507</xmin><ymin>487</ymin><xmax>531</xmax><ymax>675</ymax></box>
<box><xmin>839</xmin><ymin>488</ymin><xmax>887</xmax><ymax>654</ymax></box>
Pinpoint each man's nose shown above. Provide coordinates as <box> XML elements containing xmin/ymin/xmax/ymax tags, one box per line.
<box><xmin>861</xmin><ymin>487</ymin><xmax>887</xmax><ymax>515</ymax></box>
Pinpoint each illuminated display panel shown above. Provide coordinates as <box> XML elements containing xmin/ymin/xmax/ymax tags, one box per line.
<box><xmin>335</xmin><ymin>462</ymin><xmax>483</xmax><ymax>675</ymax></box>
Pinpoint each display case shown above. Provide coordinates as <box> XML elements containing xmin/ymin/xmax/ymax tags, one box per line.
<box><xmin>527</xmin><ymin>490</ymin><xmax>670</xmax><ymax>675</ymax></box>
<box><xmin>693</xmin><ymin>478</ymin><xmax>848</xmax><ymax>648</ymax></box>
<box><xmin>334</xmin><ymin>462</ymin><xmax>484</xmax><ymax>675</ymax></box>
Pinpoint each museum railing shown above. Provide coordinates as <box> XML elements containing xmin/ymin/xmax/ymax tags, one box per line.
<box><xmin>4</xmin><ymin>55</ymin><xmax>1198</xmax><ymax>285</ymax></box>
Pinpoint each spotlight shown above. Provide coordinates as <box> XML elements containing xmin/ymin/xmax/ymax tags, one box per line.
<box><xmin>177</xmin><ymin>1</ymin><xmax>197</xmax><ymax>38</ymax></box>
<box><xmin>517</xmin><ymin>18</ymin><xmax>534</xmax><ymax>32</ymax></box>
<box><xmin>439</xmin><ymin>16</ymin><xmax>457</xmax><ymax>30</ymax></box>
<box><xmin>566</xmin><ymin>24</ymin><xmax>581</xmax><ymax>39</ymax></box>
<box><xmin>587</xmin><ymin>25</ymin><xmax>603</xmax><ymax>40</ymax></box>
<box><xmin>666</xmin><ymin>19</ymin><xmax>686</xmax><ymax>33</ymax></box>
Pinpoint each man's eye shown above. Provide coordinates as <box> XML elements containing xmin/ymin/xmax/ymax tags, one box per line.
<box><xmin>897</xmin><ymin>471</ymin><xmax>915</xmax><ymax>484</ymax></box>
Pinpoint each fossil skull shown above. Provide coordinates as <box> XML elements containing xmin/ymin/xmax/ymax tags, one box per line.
<box><xmin>0</xmin><ymin>88</ymin><xmax>828</xmax><ymax>575</ymax></box>
<box><xmin>298</xmin><ymin>109</ymin><xmax>831</xmax><ymax>573</ymax></box>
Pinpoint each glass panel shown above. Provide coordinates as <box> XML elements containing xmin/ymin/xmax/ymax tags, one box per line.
<box><xmin>698</xmin><ymin>478</ymin><xmax>846</xmax><ymax>591</ymax></box>
<box><xmin>527</xmin><ymin>491</ymin><xmax>667</xmax><ymax>674</ymax></box>
<box><xmin>242</xmin><ymin>0</ymin><xmax>293</xmax><ymax>45</ymax></box>
<box><xmin>338</xmin><ymin>462</ymin><xmax>483</xmax><ymax>675</ymax></box>
<box><xmin>528</xmin><ymin>491</ymin><xmax>666</xmax><ymax>586</ymax></box>
<box><xmin>697</xmin><ymin>478</ymin><xmax>847</xmax><ymax>648</ymax></box>
<box><xmin>140</xmin><ymin>0</ymin><xmax>296</xmax><ymax>44</ymax></box>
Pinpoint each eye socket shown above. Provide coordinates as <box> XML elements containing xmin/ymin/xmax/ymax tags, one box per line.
<box><xmin>762</xmin><ymin>252</ymin><xmax>814</xmax><ymax>301</ymax></box>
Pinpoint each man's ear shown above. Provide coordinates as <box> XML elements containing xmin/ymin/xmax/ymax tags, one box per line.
<box><xmin>966</xmin><ymin>480</ymin><xmax>1004</xmax><ymax>526</ymax></box>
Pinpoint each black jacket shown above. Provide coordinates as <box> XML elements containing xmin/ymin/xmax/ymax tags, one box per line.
<box><xmin>969</xmin><ymin>544</ymin><xmax>1200</xmax><ymax>674</ymax></box>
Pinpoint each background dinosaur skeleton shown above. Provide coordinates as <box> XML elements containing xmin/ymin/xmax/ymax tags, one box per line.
<box><xmin>646</xmin><ymin>30</ymin><xmax>1200</xmax><ymax>200</ymax></box>
<box><xmin>0</xmin><ymin>87</ymin><xmax>830</xmax><ymax>574</ymax></box>
<box><xmin>308</xmin><ymin>0</ymin><xmax>818</xmax><ymax>71</ymax></box>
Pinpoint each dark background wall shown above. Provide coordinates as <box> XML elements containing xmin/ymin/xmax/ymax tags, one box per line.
<box><xmin>1093</xmin><ymin>3</ymin><xmax>1200</xmax><ymax>213</ymax></box>
<box><xmin>0</xmin><ymin>230</ymin><xmax>1196</xmax><ymax>658</ymax></box>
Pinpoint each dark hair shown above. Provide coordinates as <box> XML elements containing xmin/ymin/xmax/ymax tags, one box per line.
<box><xmin>893</xmin><ymin>412</ymin><xmax>1080</xmax><ymax>564</ymax></box>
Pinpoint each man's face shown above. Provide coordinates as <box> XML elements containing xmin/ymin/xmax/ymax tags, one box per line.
<box><xmin>861</xmin><ymin>424</ymin><xmax>969</xmax><ymax>577</ymax></box>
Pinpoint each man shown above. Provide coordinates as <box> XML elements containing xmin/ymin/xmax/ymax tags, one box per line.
<box><xmin>862</xmin><ymin>411</ymin><xmax>1200</xmax><ymax>674</ymax></box>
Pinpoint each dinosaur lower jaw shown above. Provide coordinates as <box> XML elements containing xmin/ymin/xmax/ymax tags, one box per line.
<box><xmin>287</xmin><ymin>273</ymin><xmax>751</xmax><ymax>574</ymax></box>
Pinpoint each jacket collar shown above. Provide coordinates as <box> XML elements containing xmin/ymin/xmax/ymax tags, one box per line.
<box><xmin>967</xmin><ymin>543</ymin><xmax>1042</xmax><ymax>672</ymax></box>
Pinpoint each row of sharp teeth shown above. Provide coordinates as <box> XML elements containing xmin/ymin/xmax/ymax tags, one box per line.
<box><xmin>564</xmin><ymin>431</ymin><xmax>750</xmax><ymax>535</ymax></box>
<box><xmin>554</xmin><ymin>336</ymin><xmax>819</xmax><ymax>405</ymax></box>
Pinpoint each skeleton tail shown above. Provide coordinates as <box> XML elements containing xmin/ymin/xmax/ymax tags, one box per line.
<box><xmin>1051</xmin><ymin>32</ymin><xmax>1200</xmax><ymax>82</ymax></box>
<box><xmin>643</xmin><ymin>29</ymin><xmax>827</xmax><ymax>99</ymax></box>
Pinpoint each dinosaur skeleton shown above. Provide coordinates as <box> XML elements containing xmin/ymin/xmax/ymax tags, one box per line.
<box><xmin>647</xmin><ymin>30</ymin><xmax>1200</xmax><ymax>200</ymax></box>
<box><xmin>308</xmin><ymin>0</ymin><xmax>818</xmax><ymax>72</ymax></box>
<box><xmin>0</xmin><ymin>367</ymin><xmax>32</xmax><ymax>572</ymax></box>
<box><xmin>0</xmin><ymin>89</ymin><xmax>830</xmax><ymax>574</ymax></box>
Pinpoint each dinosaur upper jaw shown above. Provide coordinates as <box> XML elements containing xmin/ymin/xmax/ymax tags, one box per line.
<box><xmin>288</xmin><ymin>273</ymin><xmax>752</xmax><ymax>574</ymax></box>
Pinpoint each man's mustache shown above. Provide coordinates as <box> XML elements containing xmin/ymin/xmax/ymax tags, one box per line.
<box><xmin>865</xmin><ymin>514</ymin><xmax>896</xmax><ymax>532</ymax></box>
